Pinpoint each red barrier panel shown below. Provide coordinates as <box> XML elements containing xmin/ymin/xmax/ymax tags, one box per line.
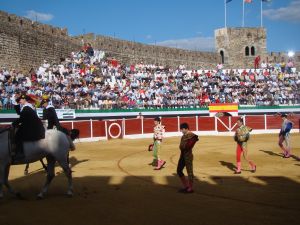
<box><xmin>245</xmin><ymin>116</ymin><xmax>265</xmax><ymax>129</ymax></box>
<box><xmin>290</xmin><ymin>115</ymin><xmax>300</xmax><ymax>129</ymax></box>
<box><xmin>216</xmin><ymin>117</ymin><xmax>230</xmax><ymax>132</ymax></box>
<box><xmin>92</xmin><ymin>120</ymin><xmax>106</xmax><ymax>137</ymax></box>
<box><xmin>107</xmin><ymin>120</ymin><xmax>123</xmax><ymax>139</ymax></box>
<box><xmin>143</xmin><ymin>118</ymin><xmax>155</xmax><ymax>134</ymax></box>
<box><xmin>125</xmin><ymin>119</ymin><xmax>142</xmax><ymax>135</ymax></box>
<box><xmin>73</xmin><ymin>121</ymin><xmax>91</xmax><ymax>138</ymax></box>
<box><xmin>3</xmin><ymin>114</ymin><xmax>296</xmax><ymax>140</ymax></box>
<box><xmin>216</xmin><ymin>116</ymin><xmax>240</xmax><ymax>132</ymax></box>
<box><xmin>198</xmin><ymin>117</ymin><xmax>215</xmax><ymax>131</ymax></box>
<box><xmin>161</xmin><ymin>117</ymin><xmax>178</xmax><ymax>132</ymax></box>
<box><xmin>179</xmin><ymin>117</ymin><xmax>197</xmax><ymax>131</ymax></box>
<box><xmin>60</xmin><ymin>122</ymin><xmax>72</xmax><ymax>131</ymax></box>
<box><xmin>266</xmin><ymin>115</ymin><xmax>282</xmax><ymax>129</ymax></box>
<box><xmin>231</xmin><ymin>117</ymin><xmax>240</xmax><ymax>129</ymax></box>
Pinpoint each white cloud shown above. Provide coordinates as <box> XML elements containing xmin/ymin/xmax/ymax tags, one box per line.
<box><xmin>263</xmin><ymin>0</ymin><xmax>300</xmax><ymax>23</ymax></box>
<box><xmin>154</xmin><ymin>36</ymin><xmax>215</xmax><ymax>52</ymax></box>
<box><xmin>25</xmin><ymin>10</ymin><xmax>54</xmax><ymax>22</ymax></box>
<box><xmin>146</xmin><ymin>34</ymin><xmax>152</xmax><ymax>39</ymax></box>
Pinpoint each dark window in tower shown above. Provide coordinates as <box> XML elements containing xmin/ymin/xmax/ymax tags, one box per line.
<box><xmin>251</xmin><ymin>46</ymin><xmax>255</xmax><ymax>56</ymax></box>
<box><xmin>220</xmin><ymin>50</ymin><xmax>225</xmax><ymax>64</ymax></box>
<box><xmin>245</xmin><ymin>46</ymin><xmax>249</xmax><ymax>56</ymax></box>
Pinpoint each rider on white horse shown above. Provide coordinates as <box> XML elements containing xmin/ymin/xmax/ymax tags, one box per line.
<box><xmin>12</xmin><ymin>94</ymin><xmax>45</xmax><ymax>161</ymax></box>
<box><xmin>0</xmin><ymin>94</ymin><xmax>76</xmax><ymax>199</ymax></box>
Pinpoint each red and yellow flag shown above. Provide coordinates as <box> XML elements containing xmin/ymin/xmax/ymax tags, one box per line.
<box><xmin>209</xmin><ymin>103</ymin><xmax>238</xmax><ymax>117</ymax></box>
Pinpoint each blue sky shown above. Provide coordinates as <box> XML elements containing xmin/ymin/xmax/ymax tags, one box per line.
<box><xmin>1</xmin><ymin>0</ymin><xmax>299</xmax><ymax>52</ymax></box>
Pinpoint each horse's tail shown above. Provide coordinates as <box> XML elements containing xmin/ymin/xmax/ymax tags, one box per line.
<box><xmin>56</xmin><ymin>127</ymin><xmax>78</xmax><ymax>151</ymax></box>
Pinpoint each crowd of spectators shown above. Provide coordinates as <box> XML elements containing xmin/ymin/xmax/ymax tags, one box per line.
<box><xmin>0</xmin><ymin>45</ymin><xmax>299</xmax><ymax>110</ymax></box>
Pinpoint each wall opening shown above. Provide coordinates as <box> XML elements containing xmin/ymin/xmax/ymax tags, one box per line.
<box><xmin>251</xmin><ymin>46</ymin><xmax>255</xmax><ymax>56</ymax></box>
<box><xmin>245</xmin><ymin>46</ymin><xmax>249</xmax><ymax>56</ymax></box>
<box><xmin>220</xmin><ymin>50</ymin><xmax>225</xmax><ymax>64</ymax></box>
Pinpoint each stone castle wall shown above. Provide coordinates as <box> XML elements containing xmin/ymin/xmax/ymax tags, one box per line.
<box><xmin>0</xmin><ymin>10</ymin><xmax>298</xmax><ymax>72</ymax></box>
<box><xmin>0</xmin><ymin>11</ymin><xmax>81</xmax><ymax>72</ymax></box>
<box><xmin>0</xmin><ymin>11</ymin><xmax>220</xmax><ymax>71</ymax></box>
<box><xmin>215</xmin><ymin>27</ymin><xmax>268</xmax><ymax>68</ymax></box>
<box><xmin>74</xmin><ymin>33</ymin><xmax>220</xmax><ymax>69</ymax></box>
<box><xmin>215</xmin><ymin>27</ymin><xmax>300</xmax><ymax>70</ymax></box>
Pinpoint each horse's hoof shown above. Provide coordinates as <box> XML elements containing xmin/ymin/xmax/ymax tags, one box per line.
<box><xmin>36</xmin><ymin>193</ymin><xmax>44</xmax><ymax>200</ymax></box>
<box><xmin>24</xmin><ymin>170</ymin><xmax>28</xmax><ymax>176</ymax></box>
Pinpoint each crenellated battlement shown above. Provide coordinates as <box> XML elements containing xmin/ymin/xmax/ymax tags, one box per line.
<box><xmin>0</xmin><ymin>10</ymin><xmax>298</xmax><ymax>71</ymax></box>
<box><xmin>0</xmin><ymin>10</ymin><xmax>68</xmax><ymax>37</ymax></box>
<box><xmin>0</xmin><ymin>10</ymin><xmax>80</xmax><ymax>71</ymax></box>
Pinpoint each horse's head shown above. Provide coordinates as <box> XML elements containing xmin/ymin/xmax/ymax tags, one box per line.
<box><xmin>70</xmin><ymin>129</ymin><xmax>80</xmax><ymax>141</ymax></box>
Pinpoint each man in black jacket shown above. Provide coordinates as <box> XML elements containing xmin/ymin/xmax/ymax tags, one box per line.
<box><xmin>41</xmin><ymin>98</ymin><xmax>75</xmax><ymax>150</ymax></box>
<box><xmin>12</xmin><ymin>94</ymin><xmax>45</xmax><ymax>160</ymax></box>
<box><xmin>40</xmin><ymin>99</ymin><xmax>60</xmax><ymax>129</ymax></box>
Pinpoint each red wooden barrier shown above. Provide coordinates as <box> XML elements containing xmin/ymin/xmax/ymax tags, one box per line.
<box><xmin>107</xmin><ymin>120</ymin><xmax>123</xmax><ymax>139</ymax></box>
<box><xmin>266</xmin><ymin>115</ymin><xmax>282</xmax><ymax>129</ymax></box>
<box><xmin>245</xmin><ymin>116</ymin><xmax>265</xmax><ymax>130</ymax></box>
<box><xmin>179</xmin><ymin>117</ymin><xmax>197</xmax><ymax>131</ymax></box>
<box><xmin>60</xmin><ymin>122</ymin><xmax>72</xmax><ymax>130</ymax></box>
<box><xmin>3</xmin><ymin>114</ymin><xmax>298</xmax><ymax>140</ymax></box>
<box><xmin>73</xmin><ymin>121</ymin><xmax>91</xmax><ymax>138</ymax></box>
<box><xmin>198</xmin><ymin>117</ymin><xmax>215</xmax><ymax>131</ymax></box>
<box><xmin>290</xmin><ymin>115</ymin><xmax>300</xmax><ymax>129</ymax></box>
<box><xmin>216</xmin><ymin>116</ymin><xmax>230</xmax><ymax>132</ymax></box>
<box><xmin>143</xmin><ymin>118</ymin><xmax>155</xmax><ymax>134</ymax></box>
<box><xmin>161</xmin><ymin>117</ymin><xmax>178</xmax><ymax>132</ymax></box>
<box><xmin>92</xmin><ymin>120</ymin><xmax>106</xmax><ymax>137</ymax></box>
<box><xmin>125</xmin><ymin>119</ymin><xmax>142</xmax><ymax>135</ymax></box>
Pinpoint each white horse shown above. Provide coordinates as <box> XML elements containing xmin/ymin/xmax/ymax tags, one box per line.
<box><xmin>0</xmin><ymin>128</ymin><xmax>73</xmax><ymax>199</ymax></box>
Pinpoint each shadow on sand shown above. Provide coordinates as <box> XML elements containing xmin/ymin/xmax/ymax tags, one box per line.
<box><xmin>219</xmin><ymin>161</ymin><xmax>237</xmax><ymax>172</ymax></box>
<box><xmin>260</xmin><ymin>150</ymin><xmax>300</xmax><ymax>161</ymax></box>
<box><xmin>24</xmin><ymin>156</ymin><xmax>89</xmax><ymax>175</ymax></box>
<box><xmin>1</xmin><ymin>157</ymin><xmax>300</xmax><ymax>225</ymax></box>
<box><xmin>259</xmin><ymin>150</ymin><xmax>283</xmax><ymax>157</ymax></box>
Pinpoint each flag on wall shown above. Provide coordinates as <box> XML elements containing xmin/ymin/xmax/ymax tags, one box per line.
<box><xmin>244</xmin><ymin>0</ymin><xmax>252</xmax><ymax>3</ymax></box>
<box><xmin>209</xmin><ymin>103</ymin><xmax>239</xmax><ymax>117</ymax></box>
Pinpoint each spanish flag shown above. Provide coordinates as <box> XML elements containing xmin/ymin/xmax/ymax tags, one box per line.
<box><xmin>209</xmin><ymin>103</ymin><xmax>238</xmax><ymax>117</ymax></box>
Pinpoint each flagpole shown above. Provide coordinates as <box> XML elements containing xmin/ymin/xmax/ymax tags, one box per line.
<box><xmin>261</xmin><ymin>0</ymin><xmax>263</xmax><ymax>27</ymax></box>
<box><xmin>242</xmin><ymin>0</ymin><xmax>245</xmax><ymax>27</ymax></box>
<box><xmin>225</xmin><ymin>0</ymin><xmax>227</xmax><ymax>28</ymax></box>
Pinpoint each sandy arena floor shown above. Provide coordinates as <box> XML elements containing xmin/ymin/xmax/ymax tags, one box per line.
<box><xmin>0</xmin><ymin>133</ymin><xmax>299</xmax><ymax>225</ymax></box>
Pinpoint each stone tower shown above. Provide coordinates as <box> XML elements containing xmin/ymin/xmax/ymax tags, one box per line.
<box><xmin>215</xmin><ymin>27</ymin><xmax>267</xmax><ymax>68</ymax></box>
